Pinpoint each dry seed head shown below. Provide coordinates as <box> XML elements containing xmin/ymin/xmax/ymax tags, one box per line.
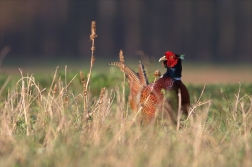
<box><xmin>154</xmin><ymin>70</ymin><xmax>161</xmax><ymax>78</ymax></box>
<box><xmin>109</xmin><ymin>89</ymin><xmax>114</xmax><ymax>102</ymax></box>
<box><xmin>52</xmin><ymin>84</ymin><xmax>57</xmax><ymax>94</ymax></box>
<box><xmin>80</xmin><ymin>71</ymin><xmax>86</xmax><ymax>84</ymax></box>
<box><xmin>119</xmin><ymin>50</ymin><xmax>124</xmax><ymax>64</ymax></box>
<box><xmin>90</xmin><ymin>21</ymin><xmax>97</xmax><ymax>40</ymax></box>
<box><xmin>98</xmin><ymin>87</ymin><xmax>106</xmax><ymax>104</ymax></box>
<box><xmin>64</xmin><ymin>96</ymin><xmax>69</xmax><ymax>106</ymax></box>
<box><xmin>83</xmin><ymin>90</ymin><xmax>87</xmax><ymax>96</ymax></box>
<box><xmin>63</xmin><ymin>88</ymin><xmax>68</xmax><ymax>96</ymax></box>
<box><xmin>80</xmin><ymin>71</ymin><xmax>87</xmax><ymax>91</ymax></box>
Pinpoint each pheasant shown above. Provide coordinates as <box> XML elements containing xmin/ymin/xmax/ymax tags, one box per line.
<box><xmin>108</xmin><ymin>51</ymin><xmax>190</xmax><ymax>125</ymax></box>
<box><xmin>158</xmin><ymin>51</ymin><xmax>190</xmax><ymax>118</ymax></box>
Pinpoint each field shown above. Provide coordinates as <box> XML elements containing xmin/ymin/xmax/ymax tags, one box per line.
<box><xmin>0</xmin><ymin>57</ymin><xmax>252</xmax><ymax>167</ymax></box>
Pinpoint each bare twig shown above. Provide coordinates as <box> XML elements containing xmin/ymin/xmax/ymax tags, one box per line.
<box><xmin>119</xmin><ymin>50</ymin><xmax>126</xmax><ymax>116</ymax></box>
<box><xmin>188</xmin><ymin>83</ymin><xmax>208</xmax><ymax>119</ymax></box>
<box><xmin>18</xmin><ymin>68</ymin><xmax>30</xmax><ymax>136</ymax></box>
<box><xmin>176</xmin><ymin>88</ymin><xmax>182</xmax><ymax>131</ymax></box>
<box><xmin>49</xmin><ymin>66</ymin><xmax>59</xmax><ymax>96</ymax></box>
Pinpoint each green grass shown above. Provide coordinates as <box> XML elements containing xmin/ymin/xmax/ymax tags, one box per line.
<box><xmin>0</xmin><ymin>67</ymin><xmax>251</xmax><ymax>167</ymax></box>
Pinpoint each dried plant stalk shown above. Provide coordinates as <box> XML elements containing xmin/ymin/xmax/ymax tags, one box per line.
<box><xmin>176</xmin><ymin>88</ymin><xmax>182</xmax><ymax>131</ymax></box>
<box><xmin>119</xmin><ymin>50</ymin><xmax>126</xmax><ymax>116</ymax></box>
<box><xmin>86</xmin><ymin>87</ymin><xmax>106</xmax><ymax>119</ymax></box>
<box><xmin>64</xmin><ymin>65</ymin><xmax>69</xmax><ymax>109</ymax></box>
<box><xmin>52</xmin><ymin>84</ymin><xmax>57</xmax><ymax>95</ymax></box>
<box><xmin>18</xmin><ymin>69</ymin><xmax>30</xmax><ymax>136</ymax></box>
<box><xmin>48</xmin><ymin>66</ymin><xmax>59</xmax><ymax>96</ymax></box>
<box><xmin>119</xmin><ymin>50</ymin><xmax>124</xmax><ymax>64</ymax></box>
<box><xmin>80</xmin><ymin>71</ymin><xmax>87</xmax><ymax>111</ymax></box>
<box><xmin>84</xmin><ymin>21</ymin><xmax>97</xmax><ymax>113</ymax></box>
<box><xmin>98</xmin><ymin>87</ymin><xmax>106</xmax><ymax>104</ymax></box>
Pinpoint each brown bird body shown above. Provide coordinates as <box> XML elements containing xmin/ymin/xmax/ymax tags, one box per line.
<box><xmin>139</xmin><ymin>76</ymin><xmax>174</xmax><ymax>123</ymax></box>
<box><xmin>109</xmin><ymin>51</ymin><xmax>190</xmax><ymax>125</ymax></box>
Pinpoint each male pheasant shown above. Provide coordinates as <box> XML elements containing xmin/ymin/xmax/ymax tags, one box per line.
<box><xmin>159</xmin><ymin>51</ymin><xmax>190</xmax><ymax>117</ymax></box>
<box><xmin>109</xmin><ymin>51</ymin><xmax>190</xmax><ymax>125</ymax></box>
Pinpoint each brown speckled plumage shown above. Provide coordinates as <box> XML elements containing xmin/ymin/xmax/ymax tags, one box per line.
<box><xmin>139</xmin><ymin>76</ymin><xmax>174</xmax><ymax>123</ymax></box>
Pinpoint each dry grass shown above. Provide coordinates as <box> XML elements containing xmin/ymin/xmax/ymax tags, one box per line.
<box><xmin>0</xmin><ymin>70</ymin><xmax>251</xmax><ymax>167</ymax></box>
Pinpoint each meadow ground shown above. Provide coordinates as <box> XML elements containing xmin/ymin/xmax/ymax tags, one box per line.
<box><xmin>0</xmin><ymin>60</ymin><xmax>252</xmax><ymax>167</ymax></box>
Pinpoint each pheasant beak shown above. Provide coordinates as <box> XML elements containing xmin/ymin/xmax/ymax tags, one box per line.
<box><xmin>159</xmin><ymin>55</ymin><xmax>167</xmax><ymax>62</ymax></box>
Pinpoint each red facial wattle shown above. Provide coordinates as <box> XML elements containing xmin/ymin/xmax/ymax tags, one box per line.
<box><xmin>165</xmin><ymin>51</ymin><xmax>178</xmax><ymax>68</ymax></box>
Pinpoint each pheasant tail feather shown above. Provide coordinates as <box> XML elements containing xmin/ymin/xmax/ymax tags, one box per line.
<box><xmin>138</xmin><ymin>61</ymin><xmax>149</xmax><ymax>86</ymax></box>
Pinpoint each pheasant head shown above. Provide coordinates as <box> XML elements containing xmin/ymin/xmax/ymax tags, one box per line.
<box><xmin>159</xmin><ymin>51</ymin><xmax>185</xmax><ymax>79</ymax></box>
<box><xmin>159</xmin><ymin>51</ymin><xmax>185</xmax><ymax>68</ymax></box>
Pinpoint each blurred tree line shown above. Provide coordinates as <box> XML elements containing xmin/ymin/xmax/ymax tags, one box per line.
<box><xmin>0</xmin><ymin>0</ymin><xmax>251</xmax><ymax>63</ymax></box>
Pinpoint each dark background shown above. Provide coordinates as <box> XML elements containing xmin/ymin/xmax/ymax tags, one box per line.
<box><xmin>0</xmin><ymin>0</ymin><xmax>251</xmax><ymax>65</ymax></box>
